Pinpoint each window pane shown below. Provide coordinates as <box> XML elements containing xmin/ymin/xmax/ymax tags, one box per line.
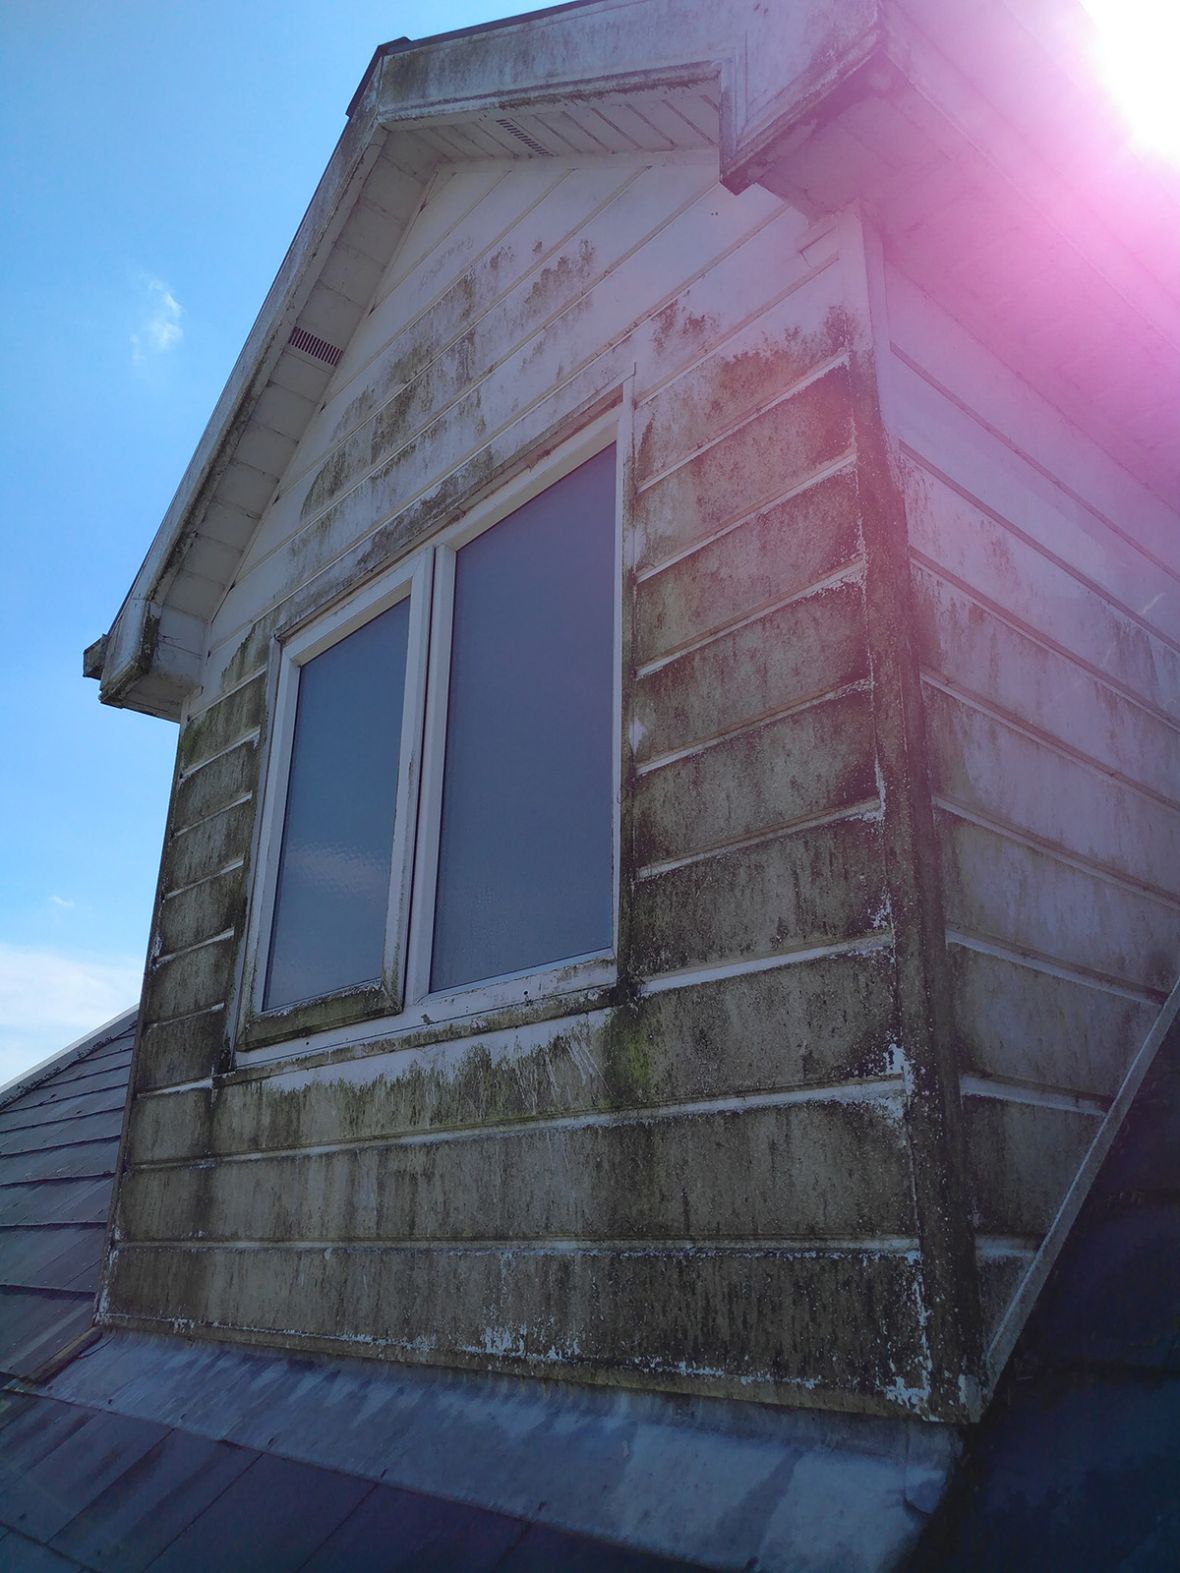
<box><xmin>264</xmin><ymin>598</ymin><xmax>411</xmax><ymax>1011</ymax></box>
<box><xmin>431</xmin><ymin>447</ymin><xmax>615</xmax><ymax>992</ymax></box>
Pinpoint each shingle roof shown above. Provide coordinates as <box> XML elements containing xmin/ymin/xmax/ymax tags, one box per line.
<box><xmin>0</xmin><ymin>1013</ymin><xmax>135</xmax><ymax>1383</ymax></box>
<box><xmin>0</xmin><ymin>1386</ymin><xmax>698</xmax><ymax>1571</ymax></box>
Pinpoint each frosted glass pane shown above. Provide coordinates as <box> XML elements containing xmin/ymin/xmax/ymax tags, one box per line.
<box><xmin>431</xmin><ymin>447</ymin><xmax>615</xmax><ymax>991</ymax></box>
<box><xmin>264</xmin><ymin>598</ymin><xmax>411</xmax><ymax>1011</ymax></box>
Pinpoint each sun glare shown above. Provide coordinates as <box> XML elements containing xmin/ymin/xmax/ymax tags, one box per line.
<box><xmin>1082</xmin><ymin>0</ymin><xmax>1180</xmax><ymax>163</ymax></box>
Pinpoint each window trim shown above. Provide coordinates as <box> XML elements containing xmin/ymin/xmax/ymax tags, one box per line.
<box><xmin>234</xmin><ymin>411</ymin><xmax>623</xmax><ymax>1064</ymax></box>
<box><xmin>242</xmin><ymin>551</ymin><xmax>432</xmax><ymax>1033</ymax></box>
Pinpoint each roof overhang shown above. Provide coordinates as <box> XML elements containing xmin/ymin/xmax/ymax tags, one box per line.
<box><xmin>88</xmin><ymin>0</ymin><xmax>1180</xmax><ymax>719</ymax></box>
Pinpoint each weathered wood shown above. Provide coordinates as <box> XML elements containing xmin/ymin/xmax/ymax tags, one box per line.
<box><xmin>633</xmin><ymin>268</ymin><xmax>848</xmax><ymax>483</ymax></box>
<box><xmin>885</xmin><ymin>259</ymin><xmax>1180</xmax><ymax>583</ymax></box>
<box><xmin>164</xmin><ymin>801</ymin><xmax>252</xmax><ymax>895</ymax></box>
<box><xmin>632</xmin><ymin>818</ymin><xmax>886</xmax><ymax>977</ymax></box>
<box><xmin>963</xmin><ymin>1096</ymin><xmax>1099</xmax><ymax>1236</ymax></box>
<box><xmin>937</xmin><ymin>811</ymin><xmax>1179</xmax><ymax>994</ymax></box>
<box><xmin>229</xmin><ymin>173</ymin><xmax>784</xmax><ymax>646</ymax></box>
<box><xmin>130</xmin><ymin>951</ymin><xmax>899</xmax><ymax>1160</ymax></box>
<box><xmin>245</xmin><ymin>163</ymin><xmax>717</xmax><ymax>584</ymax></box>
<box><xmin>847</xmin><ymin>216</ymin><xmax>984</xmax><ymax>1419</ymax></box>
<box><xmin>634</xmin><ymin>364</ymin><xmax>855</xmax><ymax>571</ymax></box>
<box><xmin>925</xmin><ymin>686</ymin><xmax>1180</xmax><ymax>897</ymax></box>
<box><xmin>178</xmin><ymin>677</ymin><xmax>265</xmax><ymax>773</ymax></box>
<box><xmin>202</xmin><ymin>188</ymin><xmax>823</xmax><ymax>703</ymax></box>
<box><xmin>145</xmin><ymin>937</ymin><xmax>236</xmax><ymax>1022</ymax></box>
<box><xmin>135</xmin><ymin>1011</ymin><xmax>225</xmax><ymax>1093</ymax></box>
<box><xmin>632</xmin><ymin>577</ymin><xmax>869</xmax><ymax>764</ymax></box>
<box><xmin>120</xmin><ymin>1095</ymin><xmax>913</xmax><ymax>1246</ymax></box>
<box><xmin>913</xmin><ymin>568</ymin><xmax>1180</xmax><ymax>804</ymax></box>
<box><xmin>157</xmin><ymin>868</ymin><xmax>247</xmax><ymax>958</ymax></box>
<box><xmin>107</xmin><ymin>1242</ymin><xmax>930</xmax><ymax>1415</ymax></box>
<box><xmin>319</xmin><ymin>163</ymin><xmax>624</xmax><ymax>455</ymax></box>
<box><xmin>948</xmin><ymin>945</ymin><xmax>1155</xmax><ymax>1098</ymax></box>
<box><xmin>173</xmin><ymin>737</ymin><xmax>259</xmax><ymax>831</ymax></box>
<box><xmin>634</xmin><ymin>465</ymin><xmax>861</xmax><ymax>666</ymax></box>
<box><xmin>634</xmin><ymin>688</ymin><xmax>877</xmax><ymax>867</ymax></box>
<box><xmin>905</xmin><ymin>461</ymin><xmax>1180</xmax><ymax>721</ymax></box>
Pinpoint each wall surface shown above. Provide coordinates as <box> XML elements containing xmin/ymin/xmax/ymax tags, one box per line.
<box><xmin>100</xmin><ymin>148</ymin><xmax>959</xmax><ymax>1419</ymax></box>
<box><xmin>876</xmin><ymin>257</ymin><xmax>1180</xmax><ymax>1369</ymax></box>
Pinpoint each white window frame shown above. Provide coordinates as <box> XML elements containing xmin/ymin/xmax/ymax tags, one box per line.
<box><xmin>236</xmin><ymin>412</ymin><xmax>623</xmax><ymax>1065</ymax></box>
<box><xmin>245</xmin><ymin>551</ymin><xmax>432</xmax><ymax>1026</ymax></box>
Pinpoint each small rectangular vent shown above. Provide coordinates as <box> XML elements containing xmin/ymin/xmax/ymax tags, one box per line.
<box><xmin>496</xmin><ymin>116</ymin><xmax>551</xmax><ymax>157</ymax></box>
<box><xmin>288</xmin><ymin>326</ymin><xmax>343</xmax><ymax>367</ymax></box>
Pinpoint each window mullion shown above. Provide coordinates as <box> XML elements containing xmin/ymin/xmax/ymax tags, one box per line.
<box><xmin>381</xmin><ymin>549</ymin><xmax>435</xmax><ymax>1007</ymax></box>
<box><xmin>402</xmin><ymin>544</ymin><xmax>458</xmax><ymax>1009</ymax></box>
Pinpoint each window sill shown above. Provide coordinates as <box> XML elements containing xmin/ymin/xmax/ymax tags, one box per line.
<box><xmin>227</xmin><ymin>954</ymin><xmax>617</xmax><ymax>1079</ymax></box>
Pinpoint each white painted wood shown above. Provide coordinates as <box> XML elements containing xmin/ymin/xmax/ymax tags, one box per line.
<box><xmin>906</xmin><ymin>462</ymin><xmax>1180</xmax><ymax>722</ymax></box>
<box><xmin>229</xmin><ymin>162</ymin><xmax>677</xmax><ymax>594</ymax></box>
<box><xmin>894</xmin><ymin>368</ymin><xmax>1180</xmax><ymax>650</ymax></box>
<box><xmin>198</xmin><ymin>190</ymin><xmax>824</xmax><ymax>708</ymax></box>
<box><xmin>209</xmin><ymin>161</ymin><xmax>781</xmax><ymax>671</ymax></box>
<box><xmin>884</xmin><ymin>259</ymin><xmax>1180</xmax><ymax>581</ymax></box>
<box><xmin>915</xmin><ymin>569</ymin><xmax>1180</xmax><ymax>806</ymax></box>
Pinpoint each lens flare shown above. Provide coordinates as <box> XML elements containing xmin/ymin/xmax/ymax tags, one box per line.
<box><xmin>1081</xmin><ymin>0</ymin><xmax>1180</xmax><ymax>163</ymax></box>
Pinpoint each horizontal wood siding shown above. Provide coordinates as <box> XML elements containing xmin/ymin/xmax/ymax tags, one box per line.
<box><xmin>107</xmin><ymin>1243</ymin><xmax>930</xmax><ymax>1408</ymax></box>
<box><xmin>114</xmin><ymin>159</ymin><xmax>925</xmax><ymax>1413</ymax></box>
<box><xmin>883</xmin><ymin>261</ymin><xmax>1180</xmax><ymax>1358</ymax></box>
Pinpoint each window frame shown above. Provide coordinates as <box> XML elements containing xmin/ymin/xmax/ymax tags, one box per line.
<box><xmin>242</xmin><ymin>550</ymin><xmax>433</xmax><ymax>1036</ymax></box>
<box><xmin>235</xmin><ymin>414</ymin><xmax>623</xmax><ymax>1064</ymax></box>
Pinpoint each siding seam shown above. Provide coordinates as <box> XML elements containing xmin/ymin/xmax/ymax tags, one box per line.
<box><xmin>933</xmin><ymin>796</ymin><xmax>1180</xmax><ymax>909</ymax></box>
<box><xmin>920</xmin><ymin>671</ymin><xmax>1180</xmax><ymax>813</ymax></box>
<box><xmin>126</xmin><ymin>1076</ymin><xmax>908</xmax><ymax>1171</ymax></box>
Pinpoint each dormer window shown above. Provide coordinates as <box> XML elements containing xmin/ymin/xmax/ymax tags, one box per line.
<box><xmin>241</xmin><ymin>431</ymin><xmax>619</xmax><ymax>1053</ymax></box>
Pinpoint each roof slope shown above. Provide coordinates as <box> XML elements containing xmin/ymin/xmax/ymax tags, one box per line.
<box><xmin>0</xmin><ymin>1387</ymin><xmax>699</xmax><ymax>1572</ymax></box>
<box><xmin>0</xmin><ymin>1013</ymin><xmax>135</xmax><ymax>1382</ymax></box>
<box><xmin>8</xmin><ymin>1326</ymin><xmax>955</xmax><ymax>1570</ymax></box>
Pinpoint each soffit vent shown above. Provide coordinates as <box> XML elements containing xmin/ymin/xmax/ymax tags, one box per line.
<box><xmin>288</xmin><ymin>326</ymin><xmax>344</xmax><ymax>367</ymax></box>
<box><xmin>496</xmin><ymin>116</ymin><xmax>551</xmax><ymax>157</ymax></box>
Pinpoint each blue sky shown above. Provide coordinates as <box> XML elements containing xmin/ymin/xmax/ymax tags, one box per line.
<box><xmin>0</xmin><ymin>0</ymin><xmax>536</xmax><ymax>1082</ymax></box>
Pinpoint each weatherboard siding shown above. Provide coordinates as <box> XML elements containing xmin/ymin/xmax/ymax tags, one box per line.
<box><xmin>880</xmin><ymin>261</ymin><xmax>1180</xmax><ymax>1349</ymax></box>
<box><xmin>109</xmin><ymin>155</ymin><xmax>935</xmax><ymax>1413</ymax></box>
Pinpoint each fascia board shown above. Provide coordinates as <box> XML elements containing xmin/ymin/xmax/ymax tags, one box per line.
<box><xmin>371</xmin><ymin>0</ymin><xmax>734</xmax><ymax>123</ymax></box>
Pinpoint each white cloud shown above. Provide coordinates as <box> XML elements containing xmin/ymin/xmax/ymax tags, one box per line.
<box><xmin>49</xmin><ymin>895</ymin><xmax>75</xmax><ymax>910</ymax></box>
<box><xmin>0</xmin><ymin>943</ymin><xmax>140</xmax><ymax>1085</ymax></box>
<box><xmin>131</xmin><ymin>276</ymin><xmax>184</xmax><ymax>364</ymax></box>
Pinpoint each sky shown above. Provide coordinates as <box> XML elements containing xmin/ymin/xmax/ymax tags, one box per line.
<box><xmin>0</xmin><ymin>0</ymin><xmax>539</xmax><ymax>1084</ymax></box>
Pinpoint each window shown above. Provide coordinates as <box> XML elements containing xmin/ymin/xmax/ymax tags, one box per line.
<box><xmin>242</xmin><ymin>435</ymin><xmax>618</xmax><ymax>1051</ymax></box>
